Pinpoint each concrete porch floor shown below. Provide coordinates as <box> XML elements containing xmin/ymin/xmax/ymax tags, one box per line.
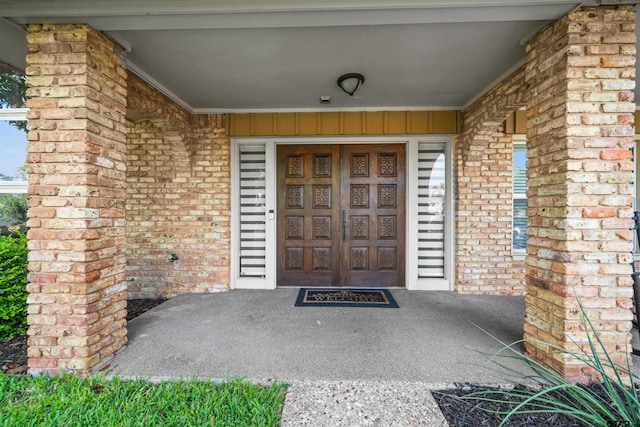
<box><xmin>109</xmin><ymin>289</ymin><xmax>640</xmax><ymax>383</ymax></box>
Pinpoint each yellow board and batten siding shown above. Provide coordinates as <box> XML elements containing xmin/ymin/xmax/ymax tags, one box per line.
<box><xmin>227</xmin><ymin>111</ymin><xmax>463</xmax><ymax>137</ymax></box>
<box><xmin>229</xmin><ymin>110</ymin><xmax>640</xmax><ymax>137</ymax></box>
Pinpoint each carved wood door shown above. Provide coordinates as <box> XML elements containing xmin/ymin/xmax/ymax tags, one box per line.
<box><xmin>340</xmin><ymin>145</ymin><xmax>405</xmax><ymax>287</ymax></box>
<box><xmin>277</xmin><ymin>145</ymin><xmax>341</xmax><ymax>287</ymax></box>
<box><xmin>277</xmin><ymin>144</ymin><xmax>405</xmax><ymax>287</ymax></box>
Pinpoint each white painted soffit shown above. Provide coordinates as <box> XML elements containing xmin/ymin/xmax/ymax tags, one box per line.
<box><xmin>6</xmin><ymin>0</ymin><xmax>636</xmax><ymax>113</ymax></box>
<box><xmin>2</xmin><ymin>1</ymin><xmax>582</xmax><ymax>30</ymax></box>
<box><xmin>0</xmin><ymin>18</ymin><xmax>26</xmax><ymax>71</ymax></box>
<box><xmin>0</xmin><ymin>0</ymin><xmax>585</xmax><ymax>13</ymax></box>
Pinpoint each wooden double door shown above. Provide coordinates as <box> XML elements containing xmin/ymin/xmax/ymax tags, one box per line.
<box><xmin>277</xmin><ymin>144</ymin><xmax>405</xmax><ymax>287</ymax></box>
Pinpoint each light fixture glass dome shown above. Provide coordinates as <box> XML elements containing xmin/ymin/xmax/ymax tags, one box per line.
<box><xmin>337</xmin><ymin>73</ymin><xmax>365</xmax><ymax>96</ymax></box>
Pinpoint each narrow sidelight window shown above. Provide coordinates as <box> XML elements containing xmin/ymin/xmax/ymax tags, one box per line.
<box><xmin>513</xmin><ymin>142</ymin><xmax>527</xmax><ymax>252</ymax></box>
<box><xmin>417</xmin><ymin>142</ymin><xmax>446</xmax><ymax>278</ymax></box>
<box><xmin>238</xmin><ymin>144</ymin><xmax>267</xmax><ymax>277</ymax></box>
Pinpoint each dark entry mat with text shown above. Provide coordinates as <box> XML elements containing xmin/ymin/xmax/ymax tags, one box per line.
<box><xmin>295</xmin><ymin>288</ymin><xmax>399</xmax><ymax>308</ymax></box>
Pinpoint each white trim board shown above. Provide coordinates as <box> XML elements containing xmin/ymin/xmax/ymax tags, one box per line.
<box><xmin>0</xmin><ymin>180</ymin><xmax>28</xmax><ymax>193</ymax></box>
<box><xmin>0</xmin><ymin>109</ymin><xmax>28</xmax><ymax>121</ymax></box>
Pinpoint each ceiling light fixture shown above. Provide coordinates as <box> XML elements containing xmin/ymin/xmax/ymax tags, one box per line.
<box><xmin>337</xmin><ymin>73</ymin><xmax>365</xmax><ymax>96</ymax></box>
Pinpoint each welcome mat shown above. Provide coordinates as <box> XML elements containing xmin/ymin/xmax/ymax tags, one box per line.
<box><xmin>295</xmin><ymin>288</ymin><xmax>399</xmax><ymax>308</ymax></box>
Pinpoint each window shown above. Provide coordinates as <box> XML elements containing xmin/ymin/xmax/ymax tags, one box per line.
<box><xmin>634</xmin><ymin>139</ymin><xmax>639</xmax><ymax>255</ymax></box>
<box><xmin>0</xmin><ymin>62</ymin><xmax>26</xmax><ymax>110</ymax></box>
<box><xmin>635</xmin><ymin>139</ymin><xmax>639</xmax><ymax>211</ymax></box>
<box><xmin>0</xmin><ymin>63</ymin><xmax>27</xmax><ymax>227</ymax></box>
<box><xmin>513</xmin><ymin>140</ymin><xmax>527</xmax><ymax>252</ymax></box>
<box><xmin>417</xmin><ymin>142</ymin><xmax>446</xmax><ymax>278</ymax></box>
<box><xmin>238</xmin><ymin>144</ymin><xmax>267</xmax><ymax>277</ymax></box>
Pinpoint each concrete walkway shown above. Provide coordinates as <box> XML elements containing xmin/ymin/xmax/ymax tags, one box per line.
<box><xmin>108</xmin><ymin>290</ymin><xmax>640</xmax><ymax>425</ymax></box>
<box><xmin>110</xmin><ymin>290</ymin><xmax>530</xmax><ymax>382</ymax></box>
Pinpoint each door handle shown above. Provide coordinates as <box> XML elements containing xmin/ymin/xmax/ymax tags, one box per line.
<box><xmin>343</xmin><ymin>209</ymin><xmax>348</xmax><ymax>241</ymax></box>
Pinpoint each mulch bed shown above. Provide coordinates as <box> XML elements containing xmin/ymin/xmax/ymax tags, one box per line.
<box><xmin>433</xmin><ymin>383</ymin><xmax>617</xmax><ymax>427</ymax></box>
<box><xmin>0</xmin><ymin>298</ymin><xmax>166</xmax><ymax>376</ymax></box>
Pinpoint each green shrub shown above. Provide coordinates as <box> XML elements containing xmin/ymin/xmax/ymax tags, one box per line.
<box><xmin>0</xmin><ymin>232</ymin><xmax>28</xmax><ymax>340</ymax></box>
<box><xmin>0</xmin><ymin>193</ymin><xmax>28</xmax><ymax>226</ymax></box>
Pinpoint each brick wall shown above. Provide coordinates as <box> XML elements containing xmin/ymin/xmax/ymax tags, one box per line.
<box><xmin>456</xmin><ymin>66</ymin><xmax>527</xmax><ymax>294</ymax></box>
<box><xmin>525</xmin><ymin>5</ymin><xmax>636</xmax><ymax>381</ymax></box>
<box><xmin>25</xmin><ymin>24</ymin><xmax>128</xmax><ymax>375</ymax></box>
<box><xmin>125</xmin><ymin>74</ymin><xmax>230</xmax><ymax>298</ymax></box>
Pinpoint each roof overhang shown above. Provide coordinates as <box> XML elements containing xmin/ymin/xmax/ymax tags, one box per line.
<box><xmin>1</xmin><ymin>1</ymin><xmax>636</xmax><ymax>112</ymax></box>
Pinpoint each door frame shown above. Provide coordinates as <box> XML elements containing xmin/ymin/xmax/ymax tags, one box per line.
<box><xmin>231</xmin><ymin>136</ymin><xmax>454</xmax><ymax>291</ymax></box>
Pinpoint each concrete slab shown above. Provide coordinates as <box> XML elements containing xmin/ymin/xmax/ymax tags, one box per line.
<box><xmin>280</xmin><ymin>380</ymin><xmax>450</xmax><ymax>426</ymax></box>
<box><xmin>109</xmin><ymin>289</ymin><xmax>640</xmax><ymax>383</ymax></box>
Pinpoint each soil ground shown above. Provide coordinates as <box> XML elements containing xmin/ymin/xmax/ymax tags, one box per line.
<box><xmin>0</xmin><ymin>298</ymin><xmax>166</xmax><ymax>375</ymax></box>
<box><xmin>433</xmin><ymin>384</ymin><xmax>587</xmax><ymax>427</ymax></box>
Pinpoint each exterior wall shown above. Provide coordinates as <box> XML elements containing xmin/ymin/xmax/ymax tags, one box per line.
<box><xmin>455</xmin><ymin>132</ymin><xmax>526</xmax><ymax>294</ymax></box>
<box><xmin>125</xmin><ymin>74</ymin><xmax>230</xmax><ymax>298</ymax></box>
<box><xmin>456</xmin><ymin>66</ymin><xmax>527</xmax><ymax>295</ymax></box>
<box><xmin>525</xmin><ymin>5</ymin><xmax>636</xmax><ymax>381</ymax></box>
<box><xmin>25</xmin><ymin>24</ymin><xmax>128</xmax><ymax>375</ymax></box>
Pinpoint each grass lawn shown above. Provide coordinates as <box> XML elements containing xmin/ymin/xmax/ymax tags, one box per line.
<box><xmin>0</xmin><ymin>374</ymin><xmax>288</xmax><ymax>427</ymax></box>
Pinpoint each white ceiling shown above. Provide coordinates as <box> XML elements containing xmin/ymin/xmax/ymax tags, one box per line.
<box><xmin>2</xmin><ymin>1</ymin><xmax>637</xmax><ymax>112</ymax></box>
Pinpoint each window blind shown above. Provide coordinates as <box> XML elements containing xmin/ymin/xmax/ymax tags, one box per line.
<box><xmin>239</xmin><ymin>145</ymin><xmax>267</xmax><ymax>277</ymax></box>
<box><xmin>417</xmin><ymin>143</ymin><xmax>446</xmax><ymax>278</ymax></box>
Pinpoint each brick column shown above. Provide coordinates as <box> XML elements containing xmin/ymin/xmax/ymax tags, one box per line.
<box><xmin>25</xmin><ymin>24</ymin><xmax>128</xmax><ymax>375</ymax></box>
<box><xmin>525</xmin><ymin>5</ymin><xmax>636</xmax><ymax>381</ymax></box>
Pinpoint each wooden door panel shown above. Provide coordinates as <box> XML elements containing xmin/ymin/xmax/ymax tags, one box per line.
<box><xmin>341</xmin><ymin>145</ymin><xmax>405</xmax><ymax>287</ymax></box>
<box><xmin>277</xmin><ymin>145</ymin><xmax>341</xmax><ymax>286</ymax></box>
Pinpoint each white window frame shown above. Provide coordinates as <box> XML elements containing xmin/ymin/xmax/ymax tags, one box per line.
<box><xmin>231</xmin><ymin>136</ymin><xmax>454</xmax><ymax>291</ymax></box>
<box><xmin>634</xmin><ymin>137</ymin><xmax>639</xmax><ymax>212</ymax></box>
<box><xmin>408</xmin><ymin>139</ymin><xmax>453</xmax><ymax>290</ymax></box>
<box><xmin>512</xmin><ymin>136</ymin><xmax>527</xmax><ymax>258</ymax></box>
<box><xmin>0</xmin><ymin>108</ymin><xmax>28</xmax><ymax>194</ymax></box>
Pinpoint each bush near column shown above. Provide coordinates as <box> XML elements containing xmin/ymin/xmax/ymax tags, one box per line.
<box><xmin>0</xmin><ymin>232</ymin><xmax>28</xmax><ymax>340</ymax></box>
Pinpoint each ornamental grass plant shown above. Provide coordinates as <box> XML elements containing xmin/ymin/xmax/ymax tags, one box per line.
<box><xmin>451</xmin><ymin>302</ymin><xmax>640</xmax><ymax>427</ymax></box>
